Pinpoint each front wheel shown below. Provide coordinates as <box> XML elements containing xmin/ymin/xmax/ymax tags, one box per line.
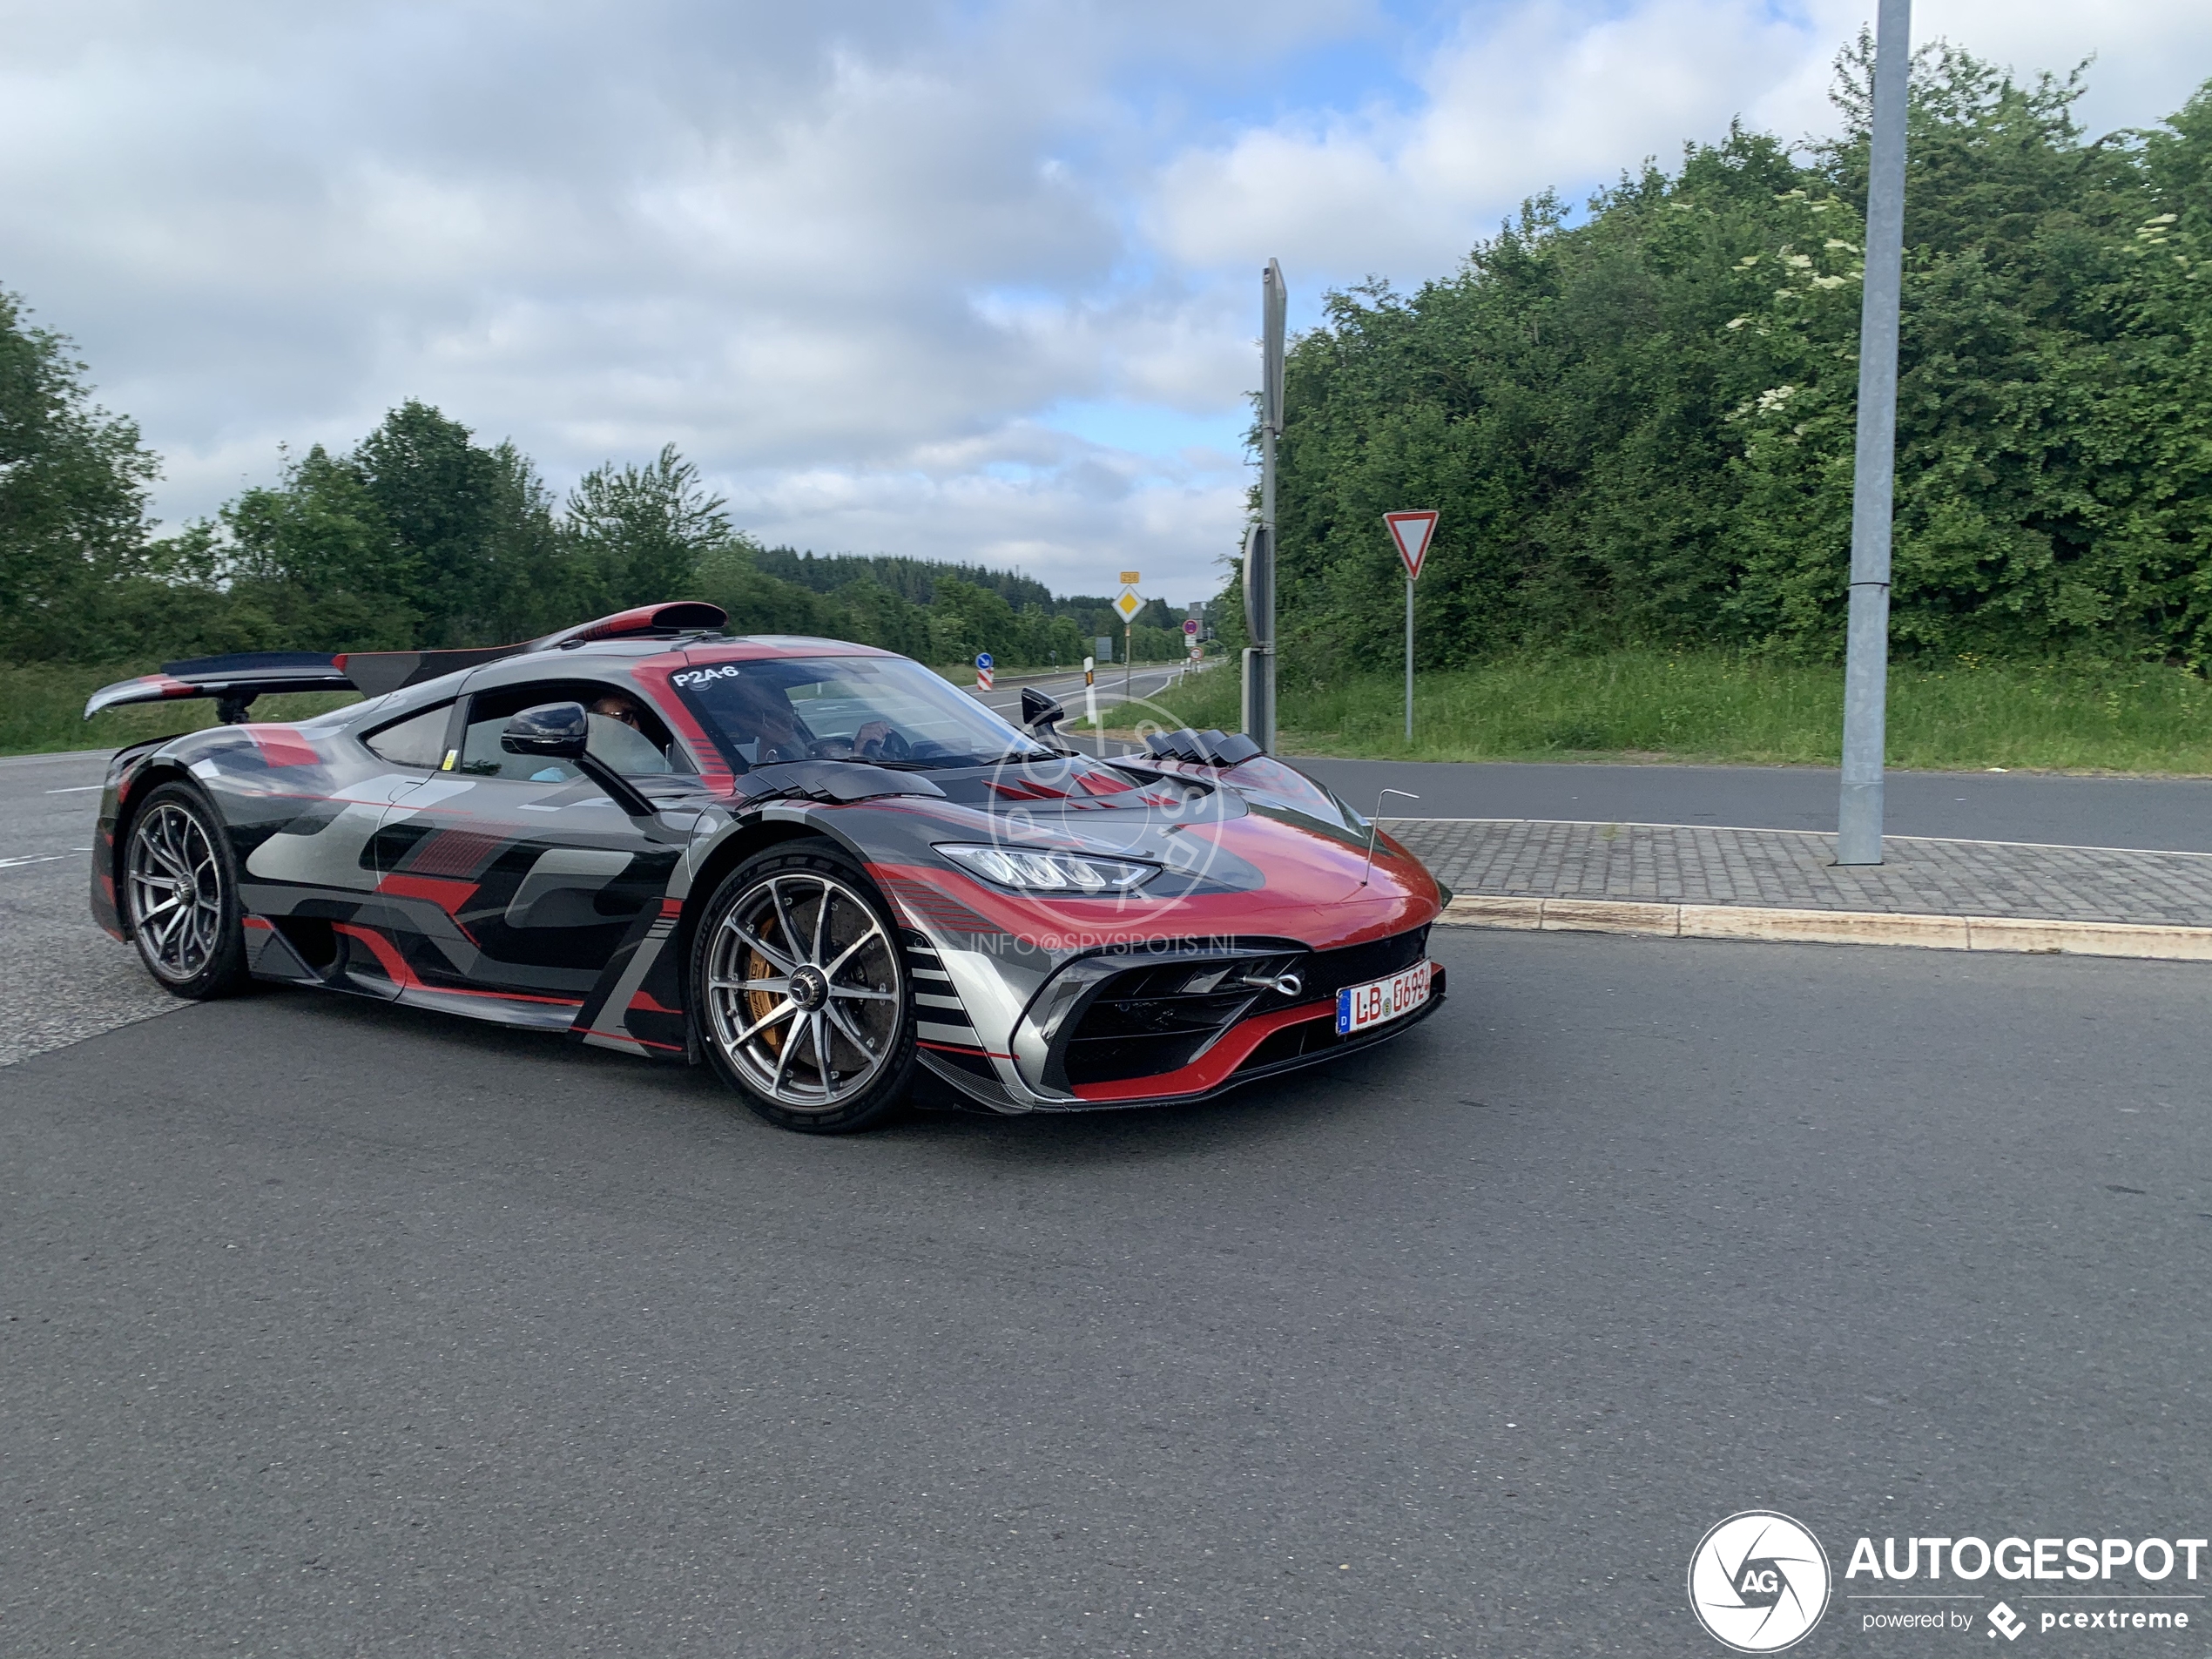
<box><xmin>691</xmin><ymin>840</ymin><xmax>916</xmax><ymax>1133</ymax></box>
<box><xmin>123</xmin><ymin>781</ymin><xmax>250</xmax><ymax>1000</ymax></box>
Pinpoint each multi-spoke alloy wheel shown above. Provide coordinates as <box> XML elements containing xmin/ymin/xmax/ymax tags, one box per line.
<box><xmin>125</xmin><ymin>783</ymin><xmax>248</xmax><ymax>998</ymax></box>
<box><xmin>695</xmin><ymin>842</ymin><xmax>914</xmax><ymax>1130</ymax></box>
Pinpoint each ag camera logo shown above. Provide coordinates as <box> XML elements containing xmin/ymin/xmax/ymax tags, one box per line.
<box><xmin>1689</xmin><ymin>1511</ymin><xmax>1831</xmax><ymax>1652</ymax></box>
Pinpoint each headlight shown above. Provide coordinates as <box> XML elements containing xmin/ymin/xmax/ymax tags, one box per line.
<box><xmin>936</xmin><ymin>843</ymin><xmax>1157</xmax><ymax>894</ymax></box>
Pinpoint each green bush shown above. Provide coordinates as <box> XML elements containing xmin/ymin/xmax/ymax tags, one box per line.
<box><xmin>1241</xmin><ymin>48</ymin><xmax>2212</xmax><ymax>674</ymax></box>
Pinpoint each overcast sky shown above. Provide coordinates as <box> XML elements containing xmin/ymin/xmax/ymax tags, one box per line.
<box><xmin>5</xmin><ymin>0</ymin><xmax>2209</xmax><ymax>606</ymax></box>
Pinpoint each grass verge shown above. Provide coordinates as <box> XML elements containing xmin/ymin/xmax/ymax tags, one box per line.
<box><xmin>1131</xmin><ymin>652</ymin><xmax>2212</xmax><ymax>774</ymax></box>
<box><xmin>15</xmin><ymin>652</ymin><xmax>2212</xmax><ymax>774</ymax></box>
<box><xmin>0</xmin><ymin>662</ymin><xmax>360</xmax><ymax>759</ymax></box>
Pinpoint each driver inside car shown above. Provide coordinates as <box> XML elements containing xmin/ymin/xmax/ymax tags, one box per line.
<box><xmin>586</xmin><ymin>691</ymin><xmax>677</xmax><ymax>774</ymax></box>
<box><xmin>718</xmin><ymin>675</ymin><xmax>813</xmax><ymax>765</ymax></box>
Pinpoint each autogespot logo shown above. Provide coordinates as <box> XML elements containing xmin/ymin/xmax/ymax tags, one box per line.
<box><xmin>1689</xmin><ymin>1511</ymin><xmax>1832</xmax><ymax>1653</ymax></box>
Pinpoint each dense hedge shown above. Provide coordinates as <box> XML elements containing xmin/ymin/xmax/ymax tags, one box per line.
<box><xmin>1224</xmin><ymin>44</ymin><xmax>2212</xmax><ymax>677</ymax></box>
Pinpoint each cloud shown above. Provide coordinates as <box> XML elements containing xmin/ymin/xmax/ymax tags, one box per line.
<box><xmin>1151</xmin><ymin>0</ymin><xmax>1818</xmax><ymax>280</ymax></box>
<box><xmin>1149</xmin><ymin>0</ymin><xmax>2212</xmax><ymax>288</ymax></box>
<box><xmin>3</xmin><ymin>0</ymin><xmax>2209</xmax><ymax>607</ymax></box>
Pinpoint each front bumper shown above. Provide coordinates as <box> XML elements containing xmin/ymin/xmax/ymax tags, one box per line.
<box><xmin>916</xmin><ymin>958</ymin><xmax>1447</xmax><ymax>1114</ymax></box>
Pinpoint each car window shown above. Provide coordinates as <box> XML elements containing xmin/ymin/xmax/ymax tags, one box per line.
<box><xmin>671</xmin><ymin>656</ymin><xmax>1049</xmax><ymax>772</ymax></box>
<box><xmin>362</xmin><ymin>703</ymin><xmax>454</xmax><ymax>769</ymax></box>
<box><xmin>456</xmin><ymin>683</ymin><xmax>684</xmax><ymax>782</ymax></box>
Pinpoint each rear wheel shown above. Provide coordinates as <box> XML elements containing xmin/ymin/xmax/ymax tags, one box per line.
<box><xmin>692</xmin><ymin>840</ymin><xmax>915</xmax><ymax>1133</ymax></box>
<box><xmin>124</xmin><ymin>782</ymin><xmax>249</xmax><ymax>1000</ymax></box>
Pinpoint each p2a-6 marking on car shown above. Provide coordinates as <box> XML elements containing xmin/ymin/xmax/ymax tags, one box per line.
<box><xmin>1338</xmin><ymin>960</ymin><xmax>1433</xmax><ymax>1035</ymax></box>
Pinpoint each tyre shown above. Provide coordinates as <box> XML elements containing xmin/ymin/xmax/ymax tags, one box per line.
<box><xmin>122</xmin><ymin>781</ymin><xmax>250</xmax><ymax>1000</ymax></box>
<box><xmin>691</xmin><ymin>838</ymin><xmax>916</xmax><ymax>1133</ymax></box>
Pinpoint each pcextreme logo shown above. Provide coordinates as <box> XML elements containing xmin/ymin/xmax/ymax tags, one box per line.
<box><xmin>1689</xmin><ymin>1511</ymin><xmax>1832</xmax><ymax>1653</ymax></box>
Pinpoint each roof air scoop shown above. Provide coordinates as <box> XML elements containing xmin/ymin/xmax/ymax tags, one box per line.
<box><xmin>530</xmin><ymin>602</ymin><xmax>728</xmax><ymax>651</ymax></box>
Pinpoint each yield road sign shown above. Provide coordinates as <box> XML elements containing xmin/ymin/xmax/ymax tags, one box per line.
<box><xmin>1385</xmin><ymin>510</ymin><xmax>1439</xmax><ymax>580</ymax></box>
<box><xmin>1113</xmin><ymin>590</ymin><xmax>1142</xmax><ymax>622</ymax></box>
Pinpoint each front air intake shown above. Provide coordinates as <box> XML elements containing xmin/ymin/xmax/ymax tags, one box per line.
<box><xmin>1058</xmin><ymin>952</ymin><xmax>1305</xmax><ymax>1087</ymax></box>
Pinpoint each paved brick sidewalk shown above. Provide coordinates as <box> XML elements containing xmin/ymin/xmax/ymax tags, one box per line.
<box><xmin>1386</xmin><ymin>818</ymin><xmax>2212</xmax><ymax>929</ymax></box>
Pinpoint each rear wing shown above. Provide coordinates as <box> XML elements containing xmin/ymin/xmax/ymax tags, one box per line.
<box><xmin>84</xmin><ymin>653</ymin><xmax>354</xmax><ymax>721</ymax></box>
<box><xmin>84</xmin><ymin>601</ymin><xmax>732</xmax><ymax>722</ymax></box>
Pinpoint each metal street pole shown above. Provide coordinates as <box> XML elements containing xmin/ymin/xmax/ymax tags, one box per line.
<box><xmin>1837</xmin><ymin>0</ymin><xmax>1911</xmax><ymax>865</ymax></box>
<box><xmin>1405</xmin><ymin>577</ymin><xmax>1413</xmax><ymax>741</ymax></box>
<box><xmin>1243</xmin><ymin>259</ymin><xmax>1286</xmax><ymax>750</ymax></box>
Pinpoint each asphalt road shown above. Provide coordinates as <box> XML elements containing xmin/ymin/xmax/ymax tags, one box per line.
<box><xmin>4</xmin><ymin>928</ymin><xmax>2206</xmax><ymax>1657</ymax></box>
<box><xmin>1298</xmin><ymin>757</ymin><xmax>2212</xmax><ymax>853</ymax></box>
<box><xmin>0</xmin><ymin>750</ymin><xmax>175</xmax><ymax>1065</ymax></box>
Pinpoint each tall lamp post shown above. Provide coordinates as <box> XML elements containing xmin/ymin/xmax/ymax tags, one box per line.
<box><xmin>1243</xmin><ymin>259</ymin><xmax>1286</xmax><ymax>750</ymax></box>
<box><xmin>1837</xmin><ymin>0</ymin><xmax>1912</xmax><ymax>865</ymax></box>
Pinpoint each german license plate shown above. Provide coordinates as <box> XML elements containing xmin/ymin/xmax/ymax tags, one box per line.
<box><xmin>1337</xmin><ymin>960</ymin><xmax>1433</xmax><ymax>1035</ymax></box>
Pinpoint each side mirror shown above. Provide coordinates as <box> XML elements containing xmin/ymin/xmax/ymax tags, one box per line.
<box><xmin>501</xmin><ymin>701</ymin><xmax>588</xmax><ymax>759</ymax></box>
<box><xmin>1021</xmin><ymin>685</ymin><xmax>1067</xmax><ymax>735</ymax></box>
<box><xmin>499</xmin><ymin>699</ymin><xmax>658</xmax><ymax>819</ymax></box>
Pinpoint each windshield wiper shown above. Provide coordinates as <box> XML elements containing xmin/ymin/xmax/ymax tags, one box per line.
<box><xmin>786</xmin><ymin>754</ymin><xmax>939</xmax><ymax>771</ymax></box>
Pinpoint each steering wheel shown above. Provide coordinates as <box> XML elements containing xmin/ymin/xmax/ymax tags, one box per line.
<box><xmin>853</xmin><ymin>723</ymin><xmax>910</xmax><ymax>762</ymax></box>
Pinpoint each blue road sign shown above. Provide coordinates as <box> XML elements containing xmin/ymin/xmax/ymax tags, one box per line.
<box><xmin>975</xmin><ymin>652</ymin><xmax>994</xmax><ymax>670</ymax></box>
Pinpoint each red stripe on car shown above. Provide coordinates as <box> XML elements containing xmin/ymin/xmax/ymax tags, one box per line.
<box><xmin>1071</xmin><ymin>1001</ymin><xmax>1332</xmax><ymax>1103</ymax></box>
<box><xmin>243</xmin><ymin>725</ymin><xmax>320</xmax><ymax>768</ymax></box>
<box><xmin>377</xmin><ymin>873</ymin><xmax>480</xmax><ymax>917</ymax></box>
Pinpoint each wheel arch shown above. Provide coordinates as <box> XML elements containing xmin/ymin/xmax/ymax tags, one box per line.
<box><xmin>680</xmin><ymin>810</ymin><xmax>921</xmax><ymax>1130</ymax></box>
<box><xmin>672</xmin><ymin>814</ymin><xmax>891</xmax><ymax>999</ymax></box>
<box><xmin>107</xmin><ymin>758</ymin><xmax>204</xmax><ymax>939</ymax></box>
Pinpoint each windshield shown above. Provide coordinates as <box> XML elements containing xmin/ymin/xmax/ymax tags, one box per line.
<box><xmin>669</xmin><ymin>655</ymin><xmax>1051</xmax><ymax>772</ymax></box>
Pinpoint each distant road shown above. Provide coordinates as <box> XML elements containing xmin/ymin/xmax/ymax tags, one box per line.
<box><xmin>1294</xmin><ymin>756</ymin><xmax>2212</xmax><ymax>854</ymax></box>
<box><xmin>966</xmin><ymin>663</ymin><xmax>1198</xmax><ymax>732</ymax></box>
<box><xmin>956</xmin><ymin>675</ymin><xmax>2212</xmax><ymax>853</ymax></box>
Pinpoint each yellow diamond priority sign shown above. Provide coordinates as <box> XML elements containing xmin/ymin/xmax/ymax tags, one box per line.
<box><xmin>1113</xmin><ymin>590</ymin><xmax>1143</xmax><ymax>623</ymax></box>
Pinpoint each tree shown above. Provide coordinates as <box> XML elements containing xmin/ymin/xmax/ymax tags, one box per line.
<box><xmin>1250</xmin><ymin>53</ymin><xmax>2212</xmax><ymax>672</ymax></box>
<box><xmin>565</xmin><ymin>443</ymin><xmax>731</xmax><ymax>611</ymax></box>
<box><xmin>0</xmin><ymin>289</ymin><xmax>162</xmax><ymax>658</ymax></box>
<box><xmin>927</xmin><ymin>577</ymin><xmax>1020</xmax><ymax>665</ymax></box>
<box><xmin>479</xmin><ymin>442</ymin><xmax>571</xmax><ymax>642</ymax></box>
<box><xmin>220</xmin><ymin>444</ymin><xmax>418</xmax><ymax>650</ymax></box>
<box><xmin>352</xmin><ymin>401</ymin><xmax>509</xmax><ymax>647</ymax></box>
